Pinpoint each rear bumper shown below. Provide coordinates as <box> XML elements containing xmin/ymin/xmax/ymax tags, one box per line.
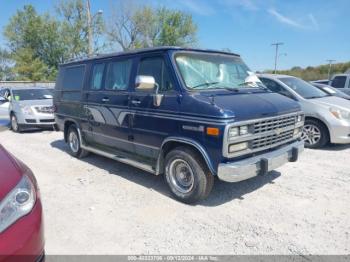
<box><xmin>217</xmin><ymin>140</ymin><xmax>304</xmax><ymax>183</ymax></box>
<box><xmin>0</xmin><ymin>199</ymin><xmax>44</xmax><ymax>262</ymax></box>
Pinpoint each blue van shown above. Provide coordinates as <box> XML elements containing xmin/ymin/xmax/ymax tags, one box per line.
<box><xmin>54</xmin><ymin>47</ymin><xmax>304</xmax><ymax>203</ymax></box>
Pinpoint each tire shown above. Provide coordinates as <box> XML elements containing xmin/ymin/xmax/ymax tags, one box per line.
<box><xmin>10</xmin><ymin>113</ymin><xmax>21</xmax><ymax>133</ymax></box>
<box><xmin>67</xmin><ymin>125</ymin><xmax>89</xmax><ymax>158</ymax></box>
<box><xmin>164</xmin><ymin>146</ymin><xmax>214</xmax><ymax>204</ymax></box>
<box><xmin>302</xmin><ymin>119</ymin><xmax>329</xmax><ymax>148</ymax></box>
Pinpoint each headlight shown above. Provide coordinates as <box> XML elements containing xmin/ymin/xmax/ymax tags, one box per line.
<box><xmin>229</xmin><ymin>127</ymin><xmax>239</xmax><ymax>137</ymax></box>
<box><xmin>330</xmin><ymin>108</ymin><xmax>350</xmax><ymax>121</ymax></box>
<box><xmin>296</xmin><ymin>115</ymin><xmax>303</xmax><ymax>122</ymax></box>
<box><xmin>0</xmin><ymin>175</ymin><xmax>36</xmax><ymax>233</ymax></box>
<box><xmin>229</xmin><ymin>142</ymin><xmax>248</xmax><ymax>153</ymax></box>
<box><xmin>239</xmin><ymin>126</ymin><xmax>249</xmax><ymax>135</ymax></box>
<box><xmin>20</xmin><ymin>105</ymin><xmax>34</xmax><ymax>115</ymax></box>
<box><xmin>229</xmin><ymin>125</ymin><xmax>249</xmax><ymax>139</ymax></box>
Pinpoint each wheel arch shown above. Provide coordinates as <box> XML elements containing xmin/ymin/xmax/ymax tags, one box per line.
<box><xmin>156</xmin><ymin>137</ymin><xmax>216</xmax><ymax>176</ymax></box>
<box><xmin>304</xmin><ymin>116</ymin><xmax>330</xmax><ymax>141</ymax></box>
<box><xmin>63</xmin><ymin>119</ymin><xmax>81</xmax><ymax>143</ymax></box>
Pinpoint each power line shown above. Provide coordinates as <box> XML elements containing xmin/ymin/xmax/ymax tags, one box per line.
<box><xmin>271</xmin><ymin>42</ymin><xmax>284</xmax><ymax>74</ymax></box>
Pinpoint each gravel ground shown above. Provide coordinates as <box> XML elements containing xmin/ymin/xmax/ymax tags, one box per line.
<box><xmin>0</xmin><ymin>113</ymin><xmax>349</xmax><ymax>255</ymax></box>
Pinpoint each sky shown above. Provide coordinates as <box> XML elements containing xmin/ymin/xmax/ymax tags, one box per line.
<box><xmin>0</xmin><ymin>0</ymin><xmax>349</xmax><ymax>71</ymax></box>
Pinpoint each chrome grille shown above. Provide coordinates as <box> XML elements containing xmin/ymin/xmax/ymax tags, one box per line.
<box><xmin>252</xmin><ymin>129</ymin><xmax>294</xmax><ymax>149</ymax></box>
<box><xmin>254</xmin><ymin>115</ymin><xmax>296</xmax><ymax>134</ymax></box>
<box><xmin>35</xmin><ymin>106</ymin><xmax>54</xmax><ymax>114</ymax></box>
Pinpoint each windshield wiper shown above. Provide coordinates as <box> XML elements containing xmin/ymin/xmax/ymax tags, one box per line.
<box><xmin>191</xmin><ymin>81</ymin><xmax>220</xmax><ymax>89</ymax></box>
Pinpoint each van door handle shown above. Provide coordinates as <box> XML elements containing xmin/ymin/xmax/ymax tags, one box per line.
<box><xmin>102</xmin><ymin>97</ymin><xmax>109</xmax><ymax>103</ymax></box>
<box><xmin>131</xmin><ymin>99</ymin><xmax>141</xmax><ymax>105</ymax></box>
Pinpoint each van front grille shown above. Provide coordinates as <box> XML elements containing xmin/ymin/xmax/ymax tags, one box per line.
<box><xmin>252</xmin><ymin>129</ymin><xmax>294</xmax><ymax>149</ymax></box>
<box><xmin>253</xmin><ymin>115</ymin><xmax>297</xmax><ymax>134</ymax></box>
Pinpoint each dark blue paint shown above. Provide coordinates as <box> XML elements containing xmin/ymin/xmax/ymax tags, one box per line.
<box><xmin>54</xmin><ymin>47</ymin><xmax>301</xmax><ymax>175</ymax></box>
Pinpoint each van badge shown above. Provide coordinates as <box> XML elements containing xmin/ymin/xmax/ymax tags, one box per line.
<box><xmin>182</xmin><ymin>125</ymin><xmax>204</xmax><ymax>132</ymax></box>
<box><xmin>275</xmin><ymin>128</ymin><xmax>282</xmax><ymax>135</ymax></box>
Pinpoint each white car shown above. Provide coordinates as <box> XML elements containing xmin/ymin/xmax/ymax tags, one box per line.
<box><xmin>259</xmin><ymin>74</ymin><xmax>350</xmax><ymax>148</ymax></box>
<box><xmin>0</xmin><ymin>87</ymin><xmax>56</xmax><ymax>132</ymax></box>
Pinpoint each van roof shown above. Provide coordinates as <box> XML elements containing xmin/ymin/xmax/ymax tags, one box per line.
<box><xmin>61</xmin><ymin>46</ymin><xmax>241</xmax><ymax>66</ymax></box>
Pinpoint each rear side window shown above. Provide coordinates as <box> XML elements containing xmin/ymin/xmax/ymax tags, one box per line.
<box><xmin>331</xmin><ymin>76</ymin><xmax>346</xmax><ymax>89</ymax></box>
<box><xmin>104</xmin><ymin>59</ymin><xmax>132</xmax><ymax>91</ymax></box>
<box><xmin>62</xmin><ymin>65</ymin><xmax>85</xmax><ymax>90</ymax></box>
<box><xmin>90</xmin><ymin>63</ymin><xmax>105</xmax><ymax>90</ymax></box>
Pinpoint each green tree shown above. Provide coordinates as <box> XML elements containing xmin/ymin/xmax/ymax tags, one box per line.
<box><xmin>155</xmin><ymin>7</ymin><xmax>197</xmax><ymax>46</ymax></box>
<box><xmin>4</xmin><ymin>5</ymin><xmax>64</xmax><ymax>79</ymax></box>
<box><xmin>107</xmin><ymin>4</ymin><xmax>197</xmax><ymax>50</ymax></box>
<box><xmin>266</xmin><ymin>61</ymin><xmax>350</xmax><ymax>81</ymax></box>
<box><xmin>12</xmin><ymin>48</ymin><xmax>49</xmax><ymax>81</ymax></box>
<box><xmin>4</xmin><ymin>5</ymin><xmax>62</xmax><ymax>68</ymax></box>
<box><xmin>56</xmin><ymin>0</ymin><xmax>105</xmax><ymax>58</ymax></box>
<box><xmin>0</xmin><ymin>48</ymin><xmax>13</xmax><ymax>80</ymax></box>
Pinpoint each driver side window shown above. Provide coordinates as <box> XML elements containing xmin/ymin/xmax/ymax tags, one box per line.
<box><xmin>137</xmin><ymin>57</ymin><xmax>174</xmax><ymax>92</ymax></box>
<box><xmin>260</xmin><ymin>78</ymin><xmax>294</xmax><ymax>99</ymax></box>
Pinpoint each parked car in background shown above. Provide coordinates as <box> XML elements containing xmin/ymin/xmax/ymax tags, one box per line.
<box><xmin>312</xmin><ymin>79</ymin><xmax>329</xmax><ymax>85</ymax></box>
<box><xmin>329</xmin><ymin>74</ymin><xmax>350</xmax><ymax>95</ymax></box>
<box><xmin>310</xmin><ymin>82</ymin><xmax>350</xmax><ymax>100</ymax></box>
<box><xmin>54</xmin><ymin>47</ymin><xmax>304</xmax><ymax>203</ymax></box>
<box><xmin>0</xmin><ymin>144</ymin><xmax>44</xmax><ymax>261</ymax></box>
<box><xmin>0</xmin><ymin>87</ymin><xmax>56</xmax><ymax>132</ymax></box>
<box><xmin>259</xmin><ymin>74</ymin><xmax>350</xmax><ymax>148</ymax></box>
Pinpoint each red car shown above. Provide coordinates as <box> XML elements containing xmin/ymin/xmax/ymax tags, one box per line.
<box><xmin>0</xmin><ymin>145</ymin><xmax>44</xmax><ymax>262</ymax></box>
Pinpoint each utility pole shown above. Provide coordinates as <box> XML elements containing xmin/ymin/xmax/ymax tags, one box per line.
<box><xmin>271</xmin><ymin>42</ymin><xmax>284</xmax><ymax>74</ymax></box>
<box><xmin>86</xmin><ymin>0</ymin><xmax>93</xmax><ymax>57</ymax></box>
<box><xmin>326</xmin><ymin>59</ymin><xmax>336</xmax><ymax>80</ymax></box>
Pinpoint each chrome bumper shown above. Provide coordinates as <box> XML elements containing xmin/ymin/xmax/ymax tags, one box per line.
<box><xmin>217</xmin><ymin>140</ymin><xmax>304</xmax><ymax>183</ymax></box>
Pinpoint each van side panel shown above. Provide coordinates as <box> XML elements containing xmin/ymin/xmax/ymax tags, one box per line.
<box><xmin>54</xmin><ymin>64</ymin><xmax>87</xmax><ymax>133</ymax></box>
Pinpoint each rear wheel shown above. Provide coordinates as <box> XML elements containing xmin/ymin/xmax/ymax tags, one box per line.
<box><xmin>67</xmin><ymin>125</ymin><xmax>89</xmax><ymax>158</ymax></box>
<box><xmin>10</xmin><ymin>114</ymin><xmax>21</xmax><ymax>133</ymax></box>
<box><xmin>164</xmin><ymin>146</ymin><xmax>214</xmax><ymax>204</ymax></box>
<box><xmin>302</xmin><ymin>119</ymin><xmax>329</xmax><ymax>148</ymax></box>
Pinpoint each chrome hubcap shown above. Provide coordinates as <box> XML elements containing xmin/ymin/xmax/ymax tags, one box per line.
<box><xmin>302</xmin><ymin>124</ymin><xmax>321</xmax><ymax>145</ymax></box>
<box><xmin>168</xmin><ymin>159</ymin><xmax>194</xmax><ymax>194</ymax></box>
<box><xmin>69</xmin><ymin>131</ymin><xmax>79</xmax><ymax>153</ymax></box>
<box><xmin>11</xmin><ymin>116</ymin><xmax>18</xmax><ymax>131</ymax></box>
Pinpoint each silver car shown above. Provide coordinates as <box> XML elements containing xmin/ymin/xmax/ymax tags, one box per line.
<box><xmin>258</xmin><ymin>74</ymin><xmax>350</xmax><ymax>148</ymax></box>
<box><xmin>0</xmin><ymin>87</ymin><xmax>56</xmax><ymax>132</ymax></box>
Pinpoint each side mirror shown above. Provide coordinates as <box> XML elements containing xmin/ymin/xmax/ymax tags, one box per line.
<box><xmin>135</xmin><ymin>75</ymin><xmax>164</xmax><ymax>107</ymax></box>
<box><xmin>0</xmin><ymin>96</ymin><xmax>8</xmax><ymax>103</ymax></box>
<box><xmin>135</xmin><ymin>75</ymin><xmax>156</xmax><ymax>90</ymax></box>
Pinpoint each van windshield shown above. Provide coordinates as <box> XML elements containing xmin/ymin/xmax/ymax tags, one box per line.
<box><xmin>175</xmin><ymin>52</ymin><xmax>263</xmax><ymax>90</ymax></box>
<box><xmin>12</xmin><ymin>89</ymin><xmax>53</xmax><ymax>101</ymax></box>
<box><xmin>279</xmin><ymin>77</ymin><xmax>329</xmax><ymax>99</ymax></box>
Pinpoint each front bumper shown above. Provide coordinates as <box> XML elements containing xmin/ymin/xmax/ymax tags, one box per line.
<box><xmin>217</xmin><ymin>140</ymin><xmax>304</xmax><ymax>183</ymax></box>
<box><xmin>17</xmin><ymin>112</ymin><xmax>55</xmax><ymax>126</ymax></box>
<box><xmin>329</xmin><ymin>121</ymin><xmax>350</xmax><ymax>144</ymax></box>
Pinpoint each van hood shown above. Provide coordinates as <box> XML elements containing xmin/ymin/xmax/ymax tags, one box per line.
<box><xmin>0</xmin><ymin>145</ymin><xmax>22</xmax><ymax>200</ymax></box>
<box><xmin>17</xmin><ymin>99</ymin><xmax>53</xmax><ymax>107</ymax></box>
<box><xmin>182</xmin><ymin>91</ymin><xmax>300</xmax><ymax>121</ymax></box>
<box><xmin>309</xmin><ymin>96</ymin><xmax>350</xmax><ymax>111</ymax></box>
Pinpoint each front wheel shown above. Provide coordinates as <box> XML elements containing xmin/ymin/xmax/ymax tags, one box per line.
<box><xmin>164</xmin><ymin>146</ymin><xmax>214</xmax><ymax>204</ymax></box>
<box><xmin>301</xmin><ymin>119</ymin><xmax>329</xmax><ymax>148</ymax></box>
<box><xmin>10</xmin><ymin>114</ymin><xmax>21</xmax><ymax>133</ymax></box>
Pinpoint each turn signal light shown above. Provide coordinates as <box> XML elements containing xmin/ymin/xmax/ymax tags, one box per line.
<box><xmin>206</xmin><ymin>127</ymin><xmax>220</xmax><ymax>136</ymax></box>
